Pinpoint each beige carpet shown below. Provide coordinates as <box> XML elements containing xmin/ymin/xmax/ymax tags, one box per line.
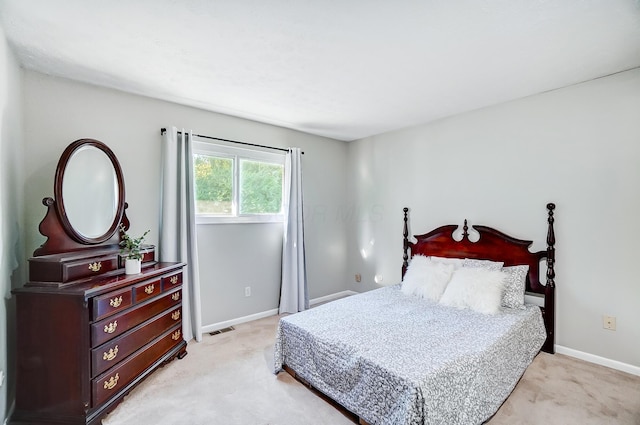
<box><xmin>102</xmin><ymin>315</ymin><xmax>640</xmax><ymax>425</ymax></box>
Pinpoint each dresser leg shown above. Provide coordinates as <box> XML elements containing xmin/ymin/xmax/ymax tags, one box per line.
<box><xmin>178</xmin><ymin>346</ymin><xmax>188</xmax><ymax>359</ymax></box>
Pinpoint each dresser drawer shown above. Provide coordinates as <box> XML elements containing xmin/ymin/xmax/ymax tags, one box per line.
<box><xmin>91</xmin><ymin>305</ymin><xmax>182</xmax><ymax>377</ymax></box>
<box><xmin>133</xmin><ymin>278</ymin><xmax>161</xmax><ymax>303</ymax></box>
<box><xmin>140</xmin><ymin>248</ymin><xmax>155</xmax><ymax>264</ymax></box>
<box><xmin>92</xmin><ymin>324</ymin><xmax>183</xmax><ymax>406</ymax></box>
<box><xmin>64</xmin><ymin>255</ymin><xmax>120</xmax><ymax>282</ymax></box>
<box><xmin>91</xmin><ymin>288</ymin><xmax>181</xmax><ymax>346</ymax></box>
<box><xmin>161</xmin><ymin>272</ymin><xmax>182</xmax><ymax>292</ymax></box>
<box><xmin>29</xmin><ymin>252</ymin><xmax>121</xmax><ymax>283</ymax></box>
<box><xmin>118</xmin><ymin>246</ymin><xmax>156</xmax><ymax>268</ymax></box>
<box><xmin>92</xmin><ymin>287</ymin><xmax>133</xmax><ymax>321</ymax></box>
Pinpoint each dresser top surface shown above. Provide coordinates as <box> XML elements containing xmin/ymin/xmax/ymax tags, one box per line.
<box><xmin>15</xmin><ymin>262</ymin><xmax>185</xmax><ymax>297</ymax></box>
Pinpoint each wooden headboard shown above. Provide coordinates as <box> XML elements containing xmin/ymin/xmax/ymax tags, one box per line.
<box><xmin>401</xmin><ymin>204</ymin><xmax>556</xmax><ymax>354</ymax></box>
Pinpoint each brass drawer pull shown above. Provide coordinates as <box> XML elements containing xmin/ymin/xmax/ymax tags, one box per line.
<box><xmin>109</xmin><ymin>296</ymin><xmax>123</xmax><ymax>308</ymax></box>
<box><xmin>103</xmin><ymin>345</ymin><xmax>119</xmax><ymax>361</ymax></box>
<box><xmin>144</xmin><ymin>284</ymin><xmax>155</xmax><ymax>294</ymax></box>
<box><xmin>171</xmin><ymin>330</ymin><xmax>181</xmax><ymax>341</ymax></box>
<box><xmin>171</xmin><ymin>292</ymin><xmax>180</xmax><ymax>301</ymax></box>
<box><xmin>170</xmin><ymin>275</ymin><xmax>178</xmax><ymax>284</ymax></box>
<box><xmin>104</xmin><ymin>321</ymin><xmax>118</xmax><ymax>334</ymax></box>
<box><xmin>103</xmin><ymin>373</ymin><xmax>119</xmax><ymax>390</ymax></box>
<box><xmin>88</xmin><ymin>262</ymin><xmax>102</xmax><ymax>272</ymax></box>
<box><xmin>171</xmin><ymin>310</ymin><xmax>180</xmax><ymax>321</ymax></box>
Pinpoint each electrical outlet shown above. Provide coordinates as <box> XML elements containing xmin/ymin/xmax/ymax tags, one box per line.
<box><xmin>244</xmin><ymin>286</ymin><xmax>251</xmax><ymax>297</ymax></box>
<box><xmin>603</xmin><ymin>315</ymin><xmax>616</xmax><ymax>331</ymax></box>
<box><xmin>374</xmin><ymin>274</ymin><xmax>383</xmax><ymax>284</ymax></box>
<box><xmin>355</xmin><ymin>273</ymin><xmax>361</xmax><ymax>282</ymax></box>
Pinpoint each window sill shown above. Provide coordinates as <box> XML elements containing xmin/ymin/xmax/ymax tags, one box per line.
<box><xmin>196</xmin><ymin>215</ymin><xmax>284</xmax><ymax>225</ymax></box>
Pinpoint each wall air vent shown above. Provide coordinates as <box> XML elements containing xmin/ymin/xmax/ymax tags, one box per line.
<box><xmin>209</xmin><ymin>326</ymin><xmax>235</xmax><ymax>335</ymax></box>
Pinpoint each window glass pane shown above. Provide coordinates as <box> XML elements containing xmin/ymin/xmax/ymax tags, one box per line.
<box><xmin>193</xmin><ymin>154</ymin><xmax>233</xmax><ymax>215</ymax></box>
<box><xmin>239</xmin><ymin>160</ymin><xmax>283</xmax><ymax>214</ymax></box>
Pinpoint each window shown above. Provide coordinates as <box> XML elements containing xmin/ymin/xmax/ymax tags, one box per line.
<box><xmin>193</xmin><ymin>141</ymin><xmax>285</xmax><ymax>223</ymax></box>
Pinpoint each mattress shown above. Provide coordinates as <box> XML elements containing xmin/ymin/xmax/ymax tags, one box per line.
<box><xmin>274</xmin><ymin>285</ymin><xmax>546</xmax><ymax>425</ymax></box>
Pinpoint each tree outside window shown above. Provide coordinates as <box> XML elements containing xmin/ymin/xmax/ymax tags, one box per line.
<box><xmin>193</xmin><ymin>142</ymin><xmax>284</xmax><ymax>223</ymax></box>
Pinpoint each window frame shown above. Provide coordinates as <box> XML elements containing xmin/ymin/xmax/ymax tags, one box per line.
<box><xmin>192</xmin><ymin>140</ymin><xmax>286</xmax><ymax>225</ymax></box>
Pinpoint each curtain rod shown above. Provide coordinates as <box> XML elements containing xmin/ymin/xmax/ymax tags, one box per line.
<box><xmin>160</xmin><ymin>128</ymin><xmax>303</xmax><ymax>154</ymax></box>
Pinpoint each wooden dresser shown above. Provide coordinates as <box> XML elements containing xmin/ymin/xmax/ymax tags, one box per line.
<box><xmin>10</xmin><ymin>139</ymin><xmax>188</xmax><ymax>425</ymax></box>
<box><xmin>11</xmin><ymin>254</ymin><xmax>187</xmax><ymax>425</ymax></box>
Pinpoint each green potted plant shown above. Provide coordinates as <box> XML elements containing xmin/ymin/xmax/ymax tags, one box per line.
<box><xmin>119</xmin><ymin>224</ymin><xmax>150</xmax><ymax>274</ymax></box>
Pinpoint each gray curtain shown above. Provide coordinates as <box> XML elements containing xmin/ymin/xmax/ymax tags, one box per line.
<box><xmin>279</xmin><ymin>148</ymin><xmax>308</xmax><ymax>314</ymax></box>
<box><xmin>160</xmin><ymin>127</ymin><xmax>202</xmax><ymax>342</ymax></box>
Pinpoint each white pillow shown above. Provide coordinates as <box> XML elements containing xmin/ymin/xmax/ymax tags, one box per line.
<box><xmin>402</xmin><ymin>255</ymin><xmax>455</xmax><ymax>302</ymax></box>
<box><xmin>414</xmin><ymin>261</ymin><xmax>455</xmax><ymax>302</ymax></box>
<box><xmin>437</xmin><ymin>270</ymin><xmax>468</xmax><ymax>309</ymax></box>
<box><xmin>401</xmin><ymin>255</ymin><xmax>430</xmax><ymax>296</ymax></box>
<box><xmin>502</xmin><ymin>265</ymin><xmax>529</xmax><ymax>309</ymax></box>
<box><xmin>439</xmin><ymin>268</ymin><xmax>507</xmax><ymax>314</ymax></box>
<box><xmin>429</xmin><ymin>256</ymin><xmax>464</xmax><ymax>270</ymax></box>
<box><xmin>463</xmin><ymin>258</ymin><xmax>504</xmax><ymax>271</ymax></box>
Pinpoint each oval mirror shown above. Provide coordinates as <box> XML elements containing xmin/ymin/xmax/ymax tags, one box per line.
<box><xmin>54</xmin><ymin>139</ymin><xmax>125</xmax><ymax>244</ymax></box>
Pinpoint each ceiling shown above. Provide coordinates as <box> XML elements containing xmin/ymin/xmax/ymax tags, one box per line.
<box><xmin>2</xmin><ymin>1</ymin><xmax>640</xmax><ymax>141</ymax></box>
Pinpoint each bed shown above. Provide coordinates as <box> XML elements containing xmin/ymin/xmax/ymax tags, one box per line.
<box><xmin>274</xmin><ymin>204</ymin><xmax>556</xmax><ymax>425</ymax></box>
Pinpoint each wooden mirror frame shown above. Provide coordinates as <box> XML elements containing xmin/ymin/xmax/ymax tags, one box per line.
<box><xmin>54</xmin><ymin>139</ymin><xmax>126</xmax><ymax>244</ymax></box>
<box><xmin>34</xmin><ymin>139</ymin><xmax>129</xmax><ymax>256</ymax></box>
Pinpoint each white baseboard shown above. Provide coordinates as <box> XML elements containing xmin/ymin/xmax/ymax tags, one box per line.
<box><xmin>200</xmin><ymin>290</ymin><xmax>358</xmax><ymax>336</ymax></box>
<box><xmin>309</xmin><ymin>290</ymin><xmax>358</xmax><ymax>306</ymax></box>
<box><xmin>555</xmin><ymin>345</ymin><xmax>640</xmax><ymax>377</ymax></box>
<box><xmin>200</xmin><ymin>308</ymin><xmax>279</xmax><ymax>335</ymax></box>
<box><xmin>199</xmin><ymin>295</ymin><xmax>640</xmax><ymax>378</ymax></box>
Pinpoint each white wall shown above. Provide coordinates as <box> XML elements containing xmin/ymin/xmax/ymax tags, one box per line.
<box><xmin>16</xmin><ymin>46</ymin><xmax>638</xmax><ymax>388</ymax></box>
<box><xmin>22</xmin><ymin>71</ymin><xmax>349</xmax><ymax>332</ymax></box>
<box><xmin>0</xmin><ymin>25</ymin><xmax>24</xmax><ymax>423</ymax></box>
<box><xmin>347</xmin><ymin>69</ymin><xmax>640</xmax><ymax>368</ymax></box>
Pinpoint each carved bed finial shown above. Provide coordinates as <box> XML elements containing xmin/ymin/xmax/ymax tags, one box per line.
<box><xmin>462</xmin><ymin>219</ymin><xmax>469</xmax><ymax>240</ymax></box>
<box><xmin>403</xmin><ymin>208</ymin><xmax>409</xmax><ymax>275</ymax></box>
<box><xmin>544</xmin><ymin>202</ymin><xmax>556</xmax><ymax>354</ymax></box>
<box><xmin>546</xmin><ymin>203</ymin><xmax>556</xmax><ymax>288</ymax></box>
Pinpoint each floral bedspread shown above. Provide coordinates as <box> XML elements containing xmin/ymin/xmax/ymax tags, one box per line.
<box><xmin>274</xmin><ymin>285</ymin><xmax>546</xmax><ymax>425</ymax></box>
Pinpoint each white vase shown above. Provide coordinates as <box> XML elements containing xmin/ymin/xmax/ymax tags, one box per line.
<box><xmin>125</xmin><ymin>258</ymin><xmax>141</xmax><ymax>275</ymax></box>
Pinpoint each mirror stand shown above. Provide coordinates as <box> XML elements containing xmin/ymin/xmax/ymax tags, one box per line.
<box><xmin>34</xmin><ymin>197</ymin><xmax>130</xmax><ymax>256</ymax></box>
<box><xmin>27</xmin><ymin>139</ymin><xmax>155</xmax><ymax>287</ymax></box>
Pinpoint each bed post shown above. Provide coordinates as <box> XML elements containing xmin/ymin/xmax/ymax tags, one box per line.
<box><xmin>402</xmin><ymin>208</ymin><xmax>409</xmax><ymax>277</ymax></box>
<box><xmin>544</xmin><ymin>203</ymin><xmax>556</xmax><ymax>354</ymax></box>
